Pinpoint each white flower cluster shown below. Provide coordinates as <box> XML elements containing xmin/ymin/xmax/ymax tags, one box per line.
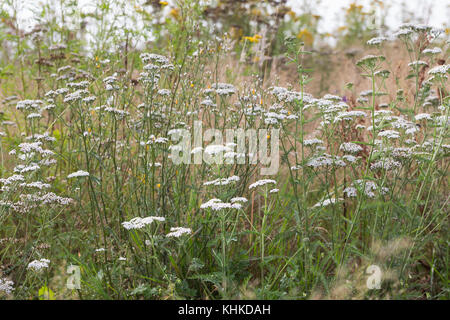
<box><xmin>248</xmin><ymin>179</ymin><xmax>277</xmax><ymax>189</ymax></box>
<box><xmin>415</xmin><ymin>113</ymin><xmax>432</xmax><ymax>121</ymax></box>
<box><xmin>122</xmin><ymin>216</ymin><xmax>166</xmax><ymax>230</ymax></box>
<box><xmin>16</xmin><ymin>100</ymin><xmax>43</xmax><ymax>111</ymax></box>
<box><xmin>378</xmin><ymin>130</ymin><xmax>400</xmax><ymax>139</ymax></box>
<box><xmin>0</xmin><ymin>277</ymin><xmax>14</xmax><ymax>295</ymax></box>
<box><xmin>27</xmin><ymin>258</ymin><xmax>50</xmax><ymax>271</ymax></box>
<box><xmin>313</xmin><ymin>197</ymin><xmax>344</xmax><ymax>208</ymax></box>
<box><xmin>422</xmin><ymin>47</ymin><xmax>442</xmax><ymax>55</ymax></box>
<box><xmin>210</xmin><ymin>83</ymin><xmax>236</xmax><ymax>96</ymax></box>
<box><xmin>307</xmin><ymin>154</ymin><xmax>346</xmax><ymax>168</ymax></box>
<box><xmin>428</xmin><ymin>64</ymin><xmax>450</xmax><ymax>76</ymax></box>
<box><xmin>339</xmin><ymin>142</ymin><xmax>363</xmax><ymax>154</ymax></box>
<box><xmin>200</xmin><ymin>198</ymin><xmax>242</xmax><ymax>211</ymax></box>
<box><xmin>203</xmin><ymin>175</ymin><xmax>240</xmax><ymax>186</ymax></box>
<box><xmin>67</xmin><ymin>170</ymin><xmax>89</xmax><ymax>179</ymax></box>
<box><xmin>271</xmin><ymin>86</ymin><xmax>313</xmax><ymax>104</ymax></box>
<box><xmin>204</xmin><ymin>144</ymin><xmax>233</xmax><ymax>156</ymax></box>
<box><xmin>334</xmin><ymin>110</ymin><xmax>367</xmax><ymax>122</ymax></box>
<box><xmin>346</xmin><ymin>180</ymin><xmax>389</xmax><ymax>198</ymax></box>
<box><xmin>166</xmin><ymin>227</ymin><xmax>192</xmax><ymax>238</ymax></box>
<box><xmin>371</xmin><ymin>158</ymin><xmax>401</xmax><ymax>171</ymax></box>
<box><xmin>64</xmin><ymin>89</ymin><xmax>90</xmax><ymax>103</ymax></box>
<box><xmin>367</xmin><ymin>36</ymin><xmax>388</xmax><ymax>46</ymax></box>
<box><xmin>304</xmin><ymin>138</ymin><xmax>323</xmax><ymax>146</ymax></box>
<box><xmin>230</xmin><ymin>197</ymin><xmax>248</xmax><ymax>203</ymax></box>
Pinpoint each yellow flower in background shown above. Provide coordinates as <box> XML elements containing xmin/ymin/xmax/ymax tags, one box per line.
<box><xmin>297</xmin><ymin>28</ymin><xmax>314</xmax><ymax>46</ymax></box>
<box><xmin>287</xmin><ymin>10</ymin><xmax>296</xmax><ymax>19</ymax></box>
<box><xmin>243</xmin><ymin>35</ymin><xmax>260</xmax><ymax>43</ymax></box>
<box><xmin>159</xmin><ymin>1</ymin><xmax>168</xmax><ymax>5</ymax></box>
<box><xmin>230</xmin><ymin>26</ymin><xmax>243</xmax><ymax>40</ymax></box>
<box><xmin>251</xmin><ymin>8</ymin><xmax>261</xmax><ymax>17</ymax></box>
<box><xmin>243</xmin><ymin>34</ymin><xmax>262</xmax><ymax>44</ymax></box>
<box><xmin>347</xmin><ymin>3</ymin><xmax>363</xmax><ymax>13</ymax></box>
<box><xmin>446</xmin><ymin>28</ymin><xmax>450</xmax><ymax>35</ymax></box>
<box><xmin>170</xmin><ymin>8</ymin><xmax>179</xmax><ymax>20</ymax></box>
<box><xmin>338</xmin><ymin>26</ymin><xmax>348</xmax><ymax>33</ymax></box>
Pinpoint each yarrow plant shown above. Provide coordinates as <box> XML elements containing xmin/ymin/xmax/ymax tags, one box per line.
<box><xmin>0</xmin><ymin>0</ymin><xmax>447</xmax><ymax>301</ymax></box>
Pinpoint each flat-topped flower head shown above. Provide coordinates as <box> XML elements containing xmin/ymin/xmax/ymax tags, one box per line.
<box><xmin>200</xmin><ymin>198</ymin><xmax>242</xmax><ymax>211</ymax></box>
<box><xmin>122</xmin><ymin>216</ymin><xmax>165</xmax><ymax>230</ymax></box>
<box><xmin>0</xmin><ymin>278</ymin><xmax>14</xmax><ymax>294</ymax></box>
<box><xmin>367</xmin><ymin>36</ymin><xmax>388</xmax><ymax>46</ymax></box>
<box><xmin>203</xmin><ymin>175</ymin><xmax>240</xmax><ymax>186</ymax></box>
<box><xmin>415</xmin><ymin>113</ymin><xmax>432</xmax><ymax>121</ymax></box>
<box><xmin>356</xmin><ymin>55</ymin><xmax>385</xmax><ymax>69</ymax></box>
<box><xmin>313</xmin><ymin>197</ymin><xmax>343</xmax><ymax>208</ymax></box>
<box><xmin>408</xmin><ymin>60</ymin><xmax>428</xmax><ymax>69</ymax></box>
<box><xmin>230</xmin><ymin>197</ymin><xmax>248</xmax><ymax>203</ymax></box>
<box><xmin>27</xmin><ymin>258</ymin><xmax>50</xmax><ymax>271</ymax></box>
<box><xmin>422</xmin><ymin>47</ymin><xmax>442</xmax><ymax>55</ymax></box>
<box><xmin>378</xmin><ymin>130</ymin><xmax>400</xmax><ymax>139</ymax></box>
<box><xmin>248</xmin><ymin>179</ymin><xmax>277</xmax><ymax>189</ymax></box>
<box><xmin>166</xmin><ymin>227</ymin><xmax>192</xmax><ymax>238</ymax></box>
<box><xmin>428</xmin><ymin>64</ymin><xmax>450</xmax><ymax>76</ymax></box>
<box><xmin>140</xmin><ymin>53</ymin><xmax>170</xmax><ymax>65</ymax></box>
<box><xmin>340</xmin><ymin>142</ymin><xmax>363</xmax><ymax>154</ymax></box>
<box><xmin>67</xmin><ymin>170</ymin><xmax>89</xmax><ymax>179</ymax></box>
<box><xmin>304</xmin><ymin>138</ymin><xmax>323</xmax><ymax>146</ymax></box>
<box><xmin>204</xmin><ymin>144</ymin><xmax>232</xmax><ymax>156</ymax></box>
<box><xmin>211</xmin><ymin>83</ymin><xmax>236</xmax><ymax>96</ymax></box>
<box><xmin>16</xmin><ymin>100</ymin><xmax>43</xmax><ymax>111</ymax></box>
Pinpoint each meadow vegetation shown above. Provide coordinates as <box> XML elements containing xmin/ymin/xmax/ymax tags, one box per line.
<box><xmin>0</xmin><ymin>0</ymin><xmax>448</xmax><ymax>300</ymax></box>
